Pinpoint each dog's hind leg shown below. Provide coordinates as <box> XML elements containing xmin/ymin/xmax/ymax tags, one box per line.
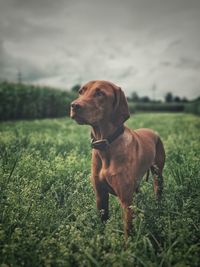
<box><xmin>151</xmin><ymin>165</ymin><xmax>163</xmax><ymax>199</ymax></box>
<box><xmin>151</xmin><ymin>137</ymin><xmax>165</xmax><ymax>199</ymax></box>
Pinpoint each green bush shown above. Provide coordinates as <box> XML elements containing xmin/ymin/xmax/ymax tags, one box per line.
<box><xmin>128</xmin><ymin>102</ymin><xmax>185</xmax><ymax>113</ymax></box>
<box><xmin>0</xmin><ymin>82</ymin><xmax>75</xmax><ymax>120</ymax></box>
<box><xmin>184</xmin><ymin>101</ymin><xmax>200</xmax><ymax>115</ymax></box>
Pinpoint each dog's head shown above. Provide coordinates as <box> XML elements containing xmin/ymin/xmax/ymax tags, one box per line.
<box><xmin>70</xmin><ymin>80</ymin><xmax>130</xmax><ymax>126</ymax></box>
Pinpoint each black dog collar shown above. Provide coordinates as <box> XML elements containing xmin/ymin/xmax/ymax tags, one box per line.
<box><xmin>91</xmin><ymin>125</ymin><xmax>125</xmax><ymax>150</ymax></box>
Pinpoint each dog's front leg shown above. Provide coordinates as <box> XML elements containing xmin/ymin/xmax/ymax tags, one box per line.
<box><xmin>91</xmin><ymin>152</ymin><xmax>109</xmax><ymax>223</ymax></box>
<box><xmin>107</xmin><ymin>173</ymin><xmax>134</xmax><ymax>238</ymax></box>
<box><xmin>120</xmin><ymin>199</ymin><xmax>134</xmax><ymax>239</ymax></box>
<box><xmin>95</xmin><ymin>188</ymin><xmax>109</xmax><ymax>222</ymax></box>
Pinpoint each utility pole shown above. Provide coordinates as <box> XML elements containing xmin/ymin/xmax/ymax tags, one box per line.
<box><xmin>152</xmin><ymin>83</ymin><xmax>156</xmax><ymax>102</ymax></box>
<box><xmin>17</xmin><ymin>70</ymin><xmax>22</xmax><ymax>84</ymax></box>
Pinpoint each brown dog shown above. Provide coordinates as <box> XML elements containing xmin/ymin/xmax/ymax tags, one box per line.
<box><xmin>70</xmin><ymin>80</ymin><xmax>165</xmax><ymax>238</ymax></box>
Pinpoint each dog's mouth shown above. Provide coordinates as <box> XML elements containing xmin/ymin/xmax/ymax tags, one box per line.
<box><xmin>70</xmin><ymin>112</ymin><xmax>88</xmax><ymax>125</ymax></box>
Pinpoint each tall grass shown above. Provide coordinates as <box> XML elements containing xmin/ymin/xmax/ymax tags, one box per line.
<box><xmin>0</xmin><ymin>82</ymin><xmax>75</xmax><ymax>120</ymax></box>
<box><xmin>0</xmin><ymin>113</ymin><xmax>199</xmax><ymax>266</ymax></box>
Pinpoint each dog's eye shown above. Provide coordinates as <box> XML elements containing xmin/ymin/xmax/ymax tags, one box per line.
<box><xmin>78</xmin><ymin>89</ymin><xmax>83</xmax><ymax>95</ymax></box>
<box><xmin>94</xmin><ymin>89</ymin><xmax>104</xmax><ymax>97</ymax></box>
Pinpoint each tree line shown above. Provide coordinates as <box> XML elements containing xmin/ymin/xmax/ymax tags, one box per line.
<box><xmin>0</xmin><ymin>81</ymin><xmax>199</xmax><ymax>120</ymax></box>
<box><xmin>129</xmin><ymin>91</ymin><xmax>190</xmax><ymax>103</ymax></box>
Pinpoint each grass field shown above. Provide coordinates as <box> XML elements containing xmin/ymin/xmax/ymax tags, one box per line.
<box><xmin>0</xmin><ymin>113</ymin><xmax>200</xmax><ymax>267</ymax></box>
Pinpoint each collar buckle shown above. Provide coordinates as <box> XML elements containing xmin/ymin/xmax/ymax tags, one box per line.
<box><xmin>91</xmin><ymin>139</ymin><xmax>109</xmax><ymax>150</ymax></box>
<box><xmin>91</xmin><ymin>125</ymin><xmax>125</xmax><ymax>151</ymax></box>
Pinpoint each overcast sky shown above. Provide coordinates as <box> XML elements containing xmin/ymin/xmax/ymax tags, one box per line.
<box><xmin>0</xmin><ymin>0</ymin><xmax>200</xmax><ymax>99</ymax></box>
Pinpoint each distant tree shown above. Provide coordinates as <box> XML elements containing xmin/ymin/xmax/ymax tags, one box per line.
<box><xmin>194</xmin><ymin>96</ymin><xmax>200</xmax><ymax>102</ymax></box>
<box><xmin>71</xmin><ymin>84</ymin><xmax>81</xmax><ymax>93</ymax></box>
<box><xmin>165</xmin><ymin>92</ymin><xmax>173</xmax><ymax>102</ymax></box>
<box><xmin>181</xmin><ymin>97</ymin><xmax>188</xmax><ymax>103</ymax></box>
<box><xmin>140</xmin><ymin>96</ymin><xmax>150</xmax><ymax>102</ymax></box>
<box><xmin>174</xmin><ymin>96</ymin><xmax>181</xmax><ymax>102</ymax></box>
<box><xmin>131</xmin><ymin>92</ymin><xmax>139</xmax><ymax>102</ymax></box>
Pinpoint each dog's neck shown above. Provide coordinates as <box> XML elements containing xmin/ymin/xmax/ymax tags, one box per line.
<box><xmin>91</xmin><ymin>121</ymin><xmax>119</xmax><ymax>140</ymax></box>
<box><xmin>91</xmin><ymin>122</ymin><xmax>125</xmax><ymax>152</ymax></box>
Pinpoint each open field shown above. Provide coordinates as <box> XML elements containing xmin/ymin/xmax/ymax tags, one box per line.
<box><xmin>0</xmin><ymin>113</ymin><xmax>200</xmax><ymax>267</ymax></box>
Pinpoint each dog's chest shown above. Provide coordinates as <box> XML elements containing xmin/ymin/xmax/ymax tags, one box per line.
<box><xmin>99</xmin><ymin>168</ymin><xmax>111</xmax><ymax>181</ymax></box>
<box><xmin>98</xmin><ymin>156</ymin><xmax>127</xmax><ymax>181</ymax></box>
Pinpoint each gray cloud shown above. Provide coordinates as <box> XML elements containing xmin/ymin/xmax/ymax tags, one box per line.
<box><xmin>0</xmin><ymin>0</ymin><xmax>200</xmax><ymax>99</ymax></box>
<box><xmin>161</xmin><ymin>57</ymin><xmax>200</xmax><ymax>70</ymax></box>
<box><xmin>176</xmin><ymin>57</ymin><xmax>200</xmax><ymax>70</ymax></box>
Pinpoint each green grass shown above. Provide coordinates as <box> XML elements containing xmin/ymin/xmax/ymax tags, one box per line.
<box><xmin>0</xmin><ymin>113</ymin><xmax>200</xmax><ymax>267</ymax></box>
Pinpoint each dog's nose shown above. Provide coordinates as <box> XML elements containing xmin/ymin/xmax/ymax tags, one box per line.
<box><xmin>71</xmin><ymin>102</ymin><xmax>81</xmax><ymax>111</ymax></box>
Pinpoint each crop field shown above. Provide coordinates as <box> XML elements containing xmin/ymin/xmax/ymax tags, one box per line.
<box><xmin>0</xmin><ymin>113</ymin><xmax>199</xmax><ymax>267</ymax></box>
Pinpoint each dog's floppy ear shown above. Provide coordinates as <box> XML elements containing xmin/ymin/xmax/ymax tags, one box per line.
<box><xmin>111</xmin><ymin>86</ymin><xmax>130</xmax><ymax>126</ymax></box>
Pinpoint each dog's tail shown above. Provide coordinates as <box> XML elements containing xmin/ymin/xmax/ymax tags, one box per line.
<box><xmin>145</xmin><ymin>169</ymin><xmax>150</xmax><ymax>182</ymax></box>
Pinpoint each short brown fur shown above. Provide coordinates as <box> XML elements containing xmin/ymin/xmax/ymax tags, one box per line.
<box><xmin>70</xmin><ymin>80</ymin><xmax>165</xmax><ymax>238</ymax></box>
